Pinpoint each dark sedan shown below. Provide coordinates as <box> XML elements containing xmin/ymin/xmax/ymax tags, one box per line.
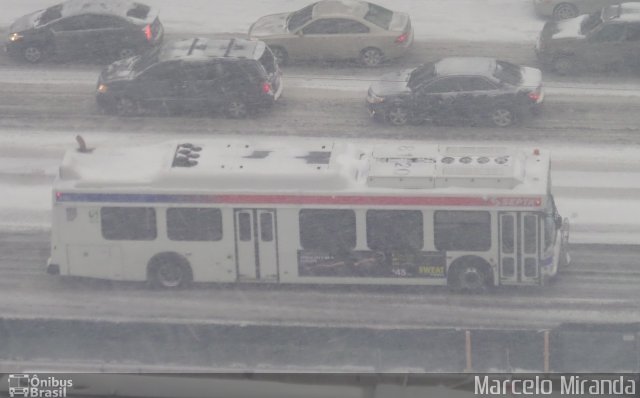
<box><xmin>6</xmin><ymin>0</ymin><xmax>163</xmax><ymax>63</ymax></box>
<box><xmin>366</xmin><ymin>57</ymin><xmax>544</xmax><ymax>127</ymax></box>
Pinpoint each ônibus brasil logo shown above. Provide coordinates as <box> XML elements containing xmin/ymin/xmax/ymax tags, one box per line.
<box><xmin>8</xmin><ymin>374</ymin><xmax>72</xmax><ymax>398</ymax></box>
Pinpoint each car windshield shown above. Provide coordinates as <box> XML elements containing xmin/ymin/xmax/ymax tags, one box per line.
<box><xmin>581</xmin><ymin>11</ymin><xmax>604</xmax><ymax>33</ymax></box>
<box><xmin>287</xmin><ymin>3</ymin><xmax>315</xmax><ymax>32</ymax></box>
<box><xmin>36</xmin><ymin>4</ymin><xmax>62</xmax><ymax>26</ymax></box>
<box><xmin>259</xmin><ymin>46</ymin><xmax>277</xmax><ymax>74</ymax></box>
<box><xmin>601</xmin><ymin>4</ymin><xmax>622</xmax><ymax>21</ymax></box>
<box><xmin>364</xmin><ymin>3</ymin><xmax>394</xmax><ymax>29</ymax></box>
<box><xmin>132</xmin><ymin>48</ymin><xmax>160</xmax><ymax>73</ymax></box>
<box><xmin>407</xmin><ymin>63</ymin><xmax>435</xmax><ymax>89</ymax></box>
<box><xmin>494</xmin><ymin>60</ymin><xmax>521</xmax><ymax>85</ymax></box>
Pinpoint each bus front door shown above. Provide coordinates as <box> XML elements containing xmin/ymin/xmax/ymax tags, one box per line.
<box><xmin>499</xmin><ymin>212</ymin><xmax>540</xmax><ymax>285</ymax></box>
<box><xmin>234</xmin><ymin>209</ymin><xmax>278</xmax><ymax>281</ymax></box>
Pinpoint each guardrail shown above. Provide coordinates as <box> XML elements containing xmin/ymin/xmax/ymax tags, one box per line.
<box><xmin>0</xmin><ymin>318</ymin><xmax>638</xmax><ymax>372</ymax></box>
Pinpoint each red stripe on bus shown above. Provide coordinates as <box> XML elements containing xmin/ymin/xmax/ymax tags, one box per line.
<box><xmin>213</xmin><ymin>195</ymin><xmax>543</xmax><ymax>207</ymax></box>
<box><xmin>55</xmin><ymin>192</ymin><xmax>543</xmax><ymax>207</ymax></box>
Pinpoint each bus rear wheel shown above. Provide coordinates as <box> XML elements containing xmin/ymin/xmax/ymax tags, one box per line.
<box><xmin>148</xmin><ymin>253</ymin><xmax>192</xmax><ymax>289</ymax></box>
<box><xmin>449</xmin><ymin>258</ymin><xmax>491</xmax><ymax>293</ymax></box>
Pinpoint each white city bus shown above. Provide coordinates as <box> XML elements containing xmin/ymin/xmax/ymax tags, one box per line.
<box><xmin>48</xmin><ymin>138</ymin><xmax>570</xmax><ymax>291</ymax></box>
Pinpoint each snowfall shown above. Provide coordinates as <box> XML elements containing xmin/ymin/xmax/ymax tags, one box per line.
<box><xmin>1</xmin><ymin>0</ymin><xmax>640</xmax><ymax>245</ymax></box>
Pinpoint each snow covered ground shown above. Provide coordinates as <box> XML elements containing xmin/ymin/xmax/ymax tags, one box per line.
<box><xmin>1</xmin><ymin>132</ymin><xmax>639</xmax><ymax>245</ymax></box>
<box><xmin>2</xmin><ymin>0</ymin><xmax>545</xmax><ymax>42</ymax></box>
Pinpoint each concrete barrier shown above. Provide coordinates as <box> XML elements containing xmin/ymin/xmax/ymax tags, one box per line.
<box><xmin>0</xmin><ymin>318</ymin><xmax>638</xmax><ymax>372</ymax></box>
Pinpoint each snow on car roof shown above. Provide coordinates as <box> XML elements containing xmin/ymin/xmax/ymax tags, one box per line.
<box><xmin>435</xmin><ymin>57</ymin><xmax>497</xmax><ymax>77</ymax></box>
<box><xmin>313</xmin><ymin>0</ymin><xmax>369</xmax><ymax>18</ymax></box>
<box><xmin>159</xmin><ymin>38</ymin><xmax>263</xmax><ymax>61</ymax></box>
<box><xmin>60</xmin><ymin>0</ymin><xmax>153</xmax><ymax>21</ymax></box>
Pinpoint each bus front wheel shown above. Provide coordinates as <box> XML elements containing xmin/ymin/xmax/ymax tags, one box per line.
<box><xmin>148</xmin><ymin>252</ymin><xmax>193</xmax><ymax>289</ymax></box>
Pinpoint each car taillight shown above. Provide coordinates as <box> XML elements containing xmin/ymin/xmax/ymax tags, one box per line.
<box><xmin>528</xmin><ymin>91</ymin><xmax>540</xmax><ymax>102</ymax></box>
<box><xmin>395</xmin><ymin>33</ymin><xmax>408</xmax><ymax>44</ymax></box>
<box><xmin>262</xmin><ymin>82</ymin><xmax>272</xmax><ymax>94</ymax></box>
<box><xmin>143</xmin><ymin>25</ymin><xmax>152</xmax><ymax>41</ymax></box>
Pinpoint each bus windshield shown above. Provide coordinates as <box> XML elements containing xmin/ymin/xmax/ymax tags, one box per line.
<box><xmin>544</xmin><ymin>195</ymin><xmax>560</xmax><ymax>250</ymax></box>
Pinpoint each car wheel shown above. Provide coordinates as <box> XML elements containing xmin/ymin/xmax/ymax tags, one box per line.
<box><xmin>115</xmin><ymin>97</ymin><xmax>138</xmax><ymax>116</ymax></box>
<box><xmin>552</xmin><ymin>55</ymin><xmax>576</xmax><ymax>75</ymax></box>
<box><xmin>489</xmin><ymin>107</ymin><xmax>515</xmax><ymax>127</ymax></box>
<box><xmin>553</xmin><ymin>3</ymin><xmax>579</xmax><ymax>20</ymax></box>
<box><xmin>270</xmin><ymin>46</ymin><xmax>288</xmax><ymax>66</ymax></box>
<box><xmin>23</xmin><ymin>46</ymin><xmax>43</xmax><ymax>63</ymax></box>
<box><xmin>360</xmin><ymin>47</ymin><xmax>383</xmax><ymax>67</ymax></box>
<box><xmin>386</xmin><ymin>104</ymin><xmax>410</xmax><ymax>126</ymax></box>
<box><xmin>117</xmin><ymin>47</ymin><xmax>136</xmax><ymax>60</ymax></box>
<box><xmin>225</xmin><ymin>100</ymin><xmax>248</xmax><ymax>119</ymax></box>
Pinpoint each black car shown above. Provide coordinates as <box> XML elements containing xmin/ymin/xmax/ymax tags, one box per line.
<box><xmin>6</xmin><ymin>0</ymin><xmax>163</xmax><ymax>63</ymax></box>
<box><xmin>366</xmin><ymin>57</ymin><xmax>544</xmax><ymax>127</ymax></box>
<box><xmin>536</xmin><ymin>3</ymin><xmax>640</xmax><ymax>75</ymax></box>
<box><xmin>96</xmin><ymin>38</ymin><xmax>283</xmax><ymax>118</ymax></box>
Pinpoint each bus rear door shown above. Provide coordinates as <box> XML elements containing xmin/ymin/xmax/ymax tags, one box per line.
<box><xmin>499</xmin><ymin>212</ymin><xmax>541</xmax><ymax>285</ymax></box>
<box><xmin>234</xmin><ymin>209</ymin><xmax>278</xmax><ymax>281</ymax></box>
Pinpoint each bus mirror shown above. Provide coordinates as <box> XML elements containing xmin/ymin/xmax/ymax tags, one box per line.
<box><xmin>554</xmin><ymin>214</ymin><xmax>563</xmax><ymax>229</ymax></box>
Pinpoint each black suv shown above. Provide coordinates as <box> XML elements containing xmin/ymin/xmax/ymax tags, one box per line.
<box><xmin>96</xmin><ymin>38</ymin><xmax>283</xmax><ymax>118</ymax></box>
<box><xmin>6</xmin><ymin>0</ymin><xmax>163</xmax><ymax>63</ymax></box>
<box><xmin>367</xmin><ymin>57</ymin><xmax>544</xmax><ymax>127</ymax></box>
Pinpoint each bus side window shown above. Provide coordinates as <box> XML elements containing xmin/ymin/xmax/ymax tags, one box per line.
<box><xmin>501</xmin><ymin>214</ymin><xmax>514</xmax><ymax>254</ymax></box>
<box><xmin>101</xmin><ymin>207</ymin><xmax>157</xmax><ymax>241</ymax></box>
<box><xmin>366</xmin><ymin>210</ymin><xmax>423</xmax><ymax>251</ymax></box>
<box><xmin>238</xmin><ymin>212</ymin><xmax>252</xmax><ymax>241</ymax></box>
<box><xmin>167</xmin><ymin>208</ymin><xmax>222</xmax><ymax>241</ymax></box>
<box><xmin>434</xmin><ymin>211</ymin><xmax>491</xmax><ymax>251</ymax></box>
<box><xmin>260</xmin><ymin>212</ymin><xmax>274</xmax><ymax>242</ymax></box>
<box><xmin>523</xmin><ymin>215</ymin><xmax>538</xmax><ymax>254</ymax></box>
<box><xmin>299</xmin><ymin>209</ymin><xmax>356</xmax><ymax>252</ymax></box>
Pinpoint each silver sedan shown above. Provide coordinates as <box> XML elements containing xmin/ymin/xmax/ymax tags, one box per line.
<box><xmin>248</xmin><ymin>0</ymin><xmax>413</xmax><ymax>67</ymax></box>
